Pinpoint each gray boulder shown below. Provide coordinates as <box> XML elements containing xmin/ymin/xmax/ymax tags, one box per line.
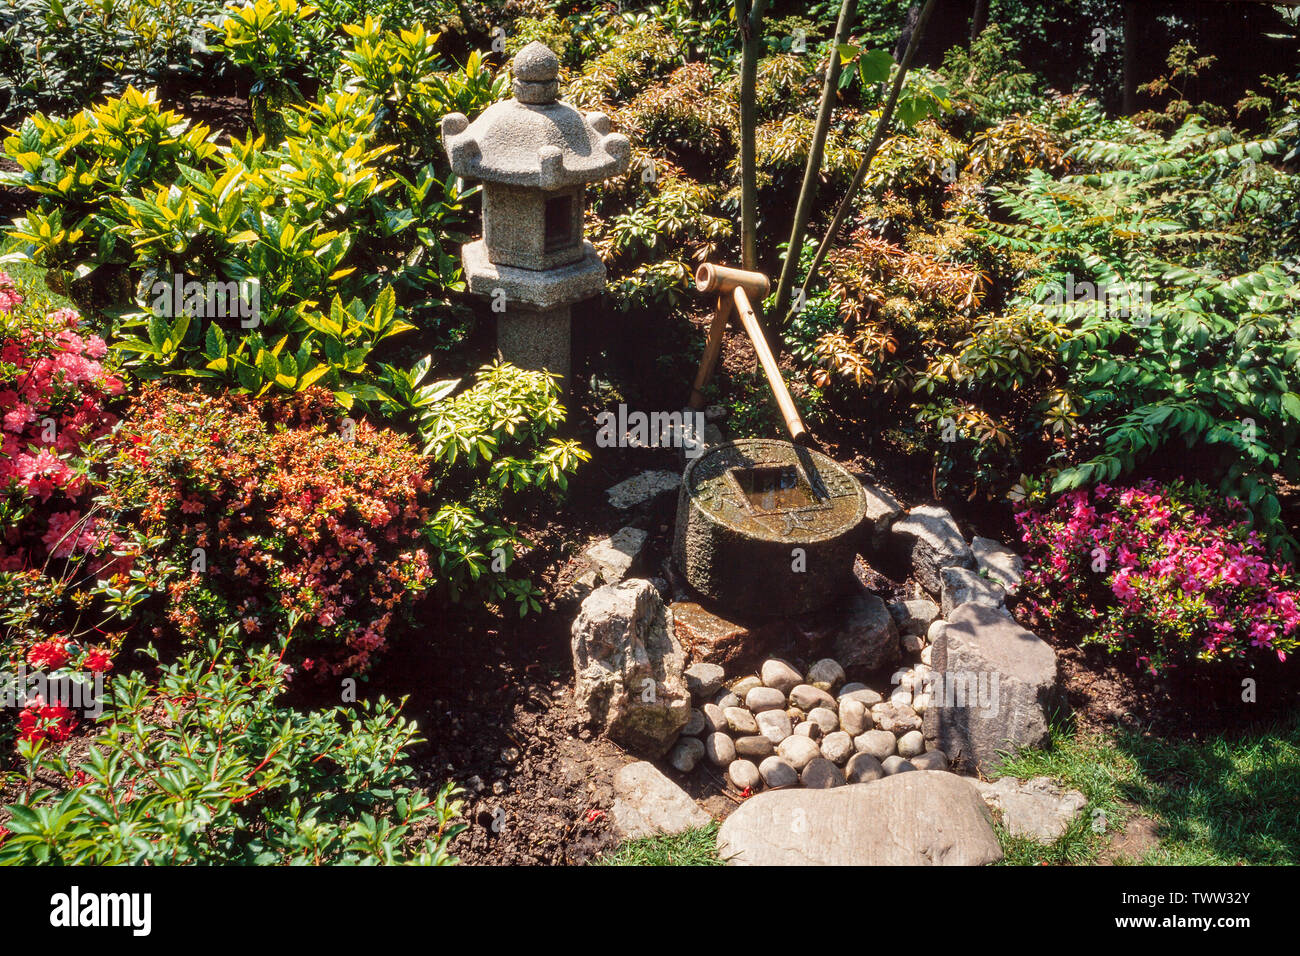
<box><xmin>684</xmin><ymin>662</ymin><xmax>725</xmax><ymax>700</ymax></box>
<box><xmin>583</xmin><ymin>527</ymin><xmax>647</xmax><ymax>584</ymax></box>
<box><xmin>800</xmin><ymin>757</ymin><xmax>846</xmax><ymax>789</ymax></box>
<box><xmin>889</xmin><ymin>598</ymin><xmax>941</xmax><ymax>636</ymax></box>
<box><xmin>571</xmin><ymin>580</ymin><xmax>690</xmax><ymax>757</ymax></box>
<box><xmin>939</xmin><ymin>566</ymin><xmax>1007</xmax><ymax>617</ymax></box>
<box><xmin>758</xmin><ymin>756</ymin><xmax>799</xmax><ymax>789</ymax></box>
<box><xmin>859</xmin><ymin>482</ymin><xmax>905</xmax><ymax>552</ymax></box>
<box><xmin>827</xmin><ymin>587</ymin><xmax>900</xmax><ymax>675</ymax></box>
<box><xmin>890</xmin><ymin>506</ymin><xmax>975</xmax><ymax>595</ymax></box>
<box><xmin>970</xmin><ymin>776</ymin><xmax>1087</xmax><ymax>843</ymax></box>
<box><xmin>923</xmin><ymin>602</ymin><xmax>1058</xmax><ymax>773</ymax></box>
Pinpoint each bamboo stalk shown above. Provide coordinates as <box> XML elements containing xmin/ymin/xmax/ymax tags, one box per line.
<box><xmin>786</xmin><ymin>0</ymin><xmax>937</xmax><ymax>327</ymax></box>
<box><xmin>770</xmin><ymin>0</ymin><xmax>858</xmax><ymax>328</ymax></box>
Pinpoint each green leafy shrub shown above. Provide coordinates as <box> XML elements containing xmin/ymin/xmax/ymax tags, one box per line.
<box><xmin>3</xmin><ymin>28</ymin><xmax>487</xmax><ymax>409</ymax></box>
<box><xmin>0</xmin><ymin>0</ymin><xmax>227</xmax><ymax>125</ymax></box>
<box><xmin>418</xmin><ymin>362</ymin><xmax>589</xmax><ymax>612</ymax></box>
<box><xmin>0</xmin><ymin>638</ymin><xmax>464</xmax><ymax>864</ymax></box>
<box><xmin>976</xmin><ymin>118</ymin><xmax>1300</xmax><ymax>551</ymax></box>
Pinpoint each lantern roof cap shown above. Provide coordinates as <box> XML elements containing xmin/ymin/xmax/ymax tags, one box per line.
<box><xmin>441</xmin><ymin>44</ymin><xmax>631</xmax><ymax>190</ymax></box>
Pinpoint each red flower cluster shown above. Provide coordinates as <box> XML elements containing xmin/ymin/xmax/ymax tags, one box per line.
<box><xmin>26</xmin><ymin>639</ymin><xmax>71</xmax><ymax>670</ymax></box>
<box><xmin>103</xmin><ymin>384</ymin><xmax>434</xmax><ymax>676</ymax></box>
<box><xmin>17</xmin><ymin>696</ymin><xmax>77</xmax><ymax>745</ymax></box>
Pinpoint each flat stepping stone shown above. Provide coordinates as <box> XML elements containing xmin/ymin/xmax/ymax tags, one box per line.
<box><xmin>971</xmin><ymin>536</ymin><xmax>1024</xmax><ymax>594</ymax></box>
<box><xmin>940</xmin><ymin>566</ymin><xmax>1007</xmax><ymax>617</ymax></box>
<box><xmin>611</xmin><ymin>761</ymin><xmax>711</xmax><ymax>841</ymax></box>
<box><xmin>717</xmin><ymin>770</ymin><xmax>1002</xmax><ymax>865</ymax></box>
<box><xmin>969</xmin><ymin>776</ymin><xmax>1087</xmax><ymax>843</ymax></box>
<box><xmin>606</xmin><ymin>470</ymin><xmax>680</xmax><ymax>509</ymax></box>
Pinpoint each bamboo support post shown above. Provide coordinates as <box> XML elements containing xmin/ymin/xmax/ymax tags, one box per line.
<box><xmin>690</xmin><ymin>263</ymin><xmax>809</xmax><ymax>444</ymax></box>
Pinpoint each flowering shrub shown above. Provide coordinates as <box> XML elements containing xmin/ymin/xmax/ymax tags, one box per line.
<box><xmin>0</xmin><ymin>638</ymin><xmax>464</xmax><ymax>865</ymax></box>
<box><xmin>1017</xmin><ymin>480</ymin><xmax>1300</xmax><ymax>671</ymax></box>
<box><xmin>0</xmin><ymin>282</ymin><xmax>125</xmax><ymax>678</ymax></box>
<box><xmin>99</xmin><ymin>382</ymin><xmax>434</xmax><ymax>676</ymax></box>
<box><xmin>1</xmin><ymin>284</ymin><xmax>123</xmax><ymax>565</ymax></box>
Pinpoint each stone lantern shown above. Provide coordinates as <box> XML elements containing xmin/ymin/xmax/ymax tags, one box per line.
<box><xmin>441</xmin><ymin>42</ymin><xmax>631</xmax><ymax>382</ymax></box>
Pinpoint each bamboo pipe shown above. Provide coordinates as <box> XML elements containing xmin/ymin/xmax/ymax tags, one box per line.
<box><xmin>730</xmin><ymin>284</ymin><xmax>809</xmax><ymax>445</ymax></box>
<box><xmin>695</xmin><ymin>262</ymin><xmax>770</xmax><ymax>299</ymax></box>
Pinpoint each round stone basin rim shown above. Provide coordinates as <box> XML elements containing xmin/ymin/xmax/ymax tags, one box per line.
<box><xmin>681</xmin><ymin>438</ymin><xmax>867</xmax><ymax>544</ymax></box>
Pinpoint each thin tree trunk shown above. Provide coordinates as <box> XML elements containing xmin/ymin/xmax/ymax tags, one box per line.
<box><xmin>970</xmin><ymin>0</ymin><xmax>988</xmax><ymax>43</ymax></box>
<box><xmin>737</xmin><ymin>0</ymin><xmax>770</xmax><ymax>271</ymax></box>
<box><xmin>770</xmin><ymin>0</ymin><xmax>858</xmax><ymax>329</ymax></box>
<box><xmin>1122</xmin><ymin>0</ymin><xmax>1138</xmax><ymax>115</ymax></box>
<box><xmin>786</xmin><ymin>0</ymin><xmax>937</xmax><ymax>328</ymax></box>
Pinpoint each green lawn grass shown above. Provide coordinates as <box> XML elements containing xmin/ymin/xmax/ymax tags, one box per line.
<box><xmin>593</xmin><ymin>821</ymin><xmax>725</xmax><ymax>866</ymax></box>
<box><xmin>598</xmin><ymin>717</ymin><xmax>1300</xmax><ymax>866</ymax></box>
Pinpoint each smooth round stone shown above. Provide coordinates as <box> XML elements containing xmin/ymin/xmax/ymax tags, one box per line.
<box><xmin>854</xmin><ymin>729</ymin><xmax>897</xmax><ymax>760</ymax></box>
<box><xmin>682</xmin><ymin>708</ymin><xmax>707</xmax><ymax>737</ymax></box>
<box><xmin>785</xmin><ymin>706</ymin><xmax>806</xmax><ymax>723</ymax></box>
<box><xmin>806</xmin><ymin>706</ymin><xmax>839</xmax><ymax>734</ymax></box>
<box><xmin>761</xmin><ymin>659</ymin><xmax>802</xmax><ymax>695</ymax></box>
<box><xmin>839</xmin><ymin>688</ymin><xmax>883</xmax><ymax>708</ymax></box>
<box><xmin>845</xmin><ymin>752</ymin><xmax>885</xmax><ymax>783</ymax></box>
<box><xmin>669</xmin><ymin>736</ymin><xmax>705</xmax><ymax>772</ymax></box>
<box><xmin>881</xmin><ymin>755</ymin><xmax>917</xmax><ymax>775</ymax></box>
<box><xmin>911</xmin><ymin>749</ymin><xmax>950</xmax><ymax>772</ymax></box>
<box><xmin>728</xmin><ymin>758</ymin><xmax>762</xmax><ymax>790</ymax></box>
<box><xmin>777</xmin><ymin>734</ymin><xmax>822</xmax><ymax>771</ymax></box>
<box><xmin>805</xmin><ymin>658</ymin><xmax>845</xmax><ymax>691</ymax></box>
<box><xmin>891</xmin><ymin>667</ymin><xmax>918</xmax><ymax>692</ymax></box>
<box><xmin>705</xmin><ymin>732</ymin><xmax>736</xmax><ymax>767</ymax></box>
<box><xmin>758</xmin><ymin>755</ymin><xmax>799</xmax><ymax>788</ymax></box>
<box><xmin>839</xmin><ymin>698</ymin><xmax>869</xmax><ymax>736</ymax></box>
<box><xmin>756</xmin><ymin>709</ymin><xmax>793</xmax><ymax>745</ymax></box>
<box><xmin>794</xmin><ymin>721</ymin><xmax>822</xmax><ymax>741</ymax></box>
<box><xmin>920</xmin><ymin>645</ymin><xmax>933</xmax><ymax>665</ymax></box>
<box><xmin>713</xmin><ymin>691</ymin><xmax>741</xmax><ymax>710</ymax></box>
<box><xmin>731</xmin><ymin>676</ymin><xmax>763</xmax><ymax>698</ymax></box>
<box><xmin>820</xmin><ymin>730</ymin><xmax>854</xmax><ymax>765</ymax></box>
<box><xmin>800</xmin><ymin>756</ymin><xmax>846</xmax><ymax>789</ymax></box>
<box><xmin>746</xmin><ymin>686</ymin><xmax>786</xmax><ymax>713</ymax></box>
<box><xmin>839</xmin><ymin>681</ymin><xmax>868</xmax><ymax>695</ymax></box>
<box><xmin>911</xmin><ymin>693</ymin><xmax>929</xmax><ymax>715</ymax></box>
<box><xmin>897</xmin><ymin>730</ymin><xmax>926</xmax><ymax>758</ymax></box>
<box><xmin>901</xmin><ymin>633</ymin><xmax>924</xmax><ymax>654</ymax></box>
<box><xmin>684</xmin><ymin>662</ymin><xmax>725</xmax><ymax>699</ymax></box>
<box><xmin>789</xmin><ymin>684</ymin><xmax>836</xmax><ymax>711</ymax></box>
<box><xmin>723</xmin><ymin>706</ymin><xmax>759</xmax><ymax>736</ymax></box>
<box><xmin>735</xmin><ymin>735</ymin><xmax>775</xmax><ymax>759</ymax></box>
<box><xmin>870</xmin><ymin>701</ymin><xmax>922</xmax><ymax>736</ymax></box>
<box><xmin>890</xmin><ymin>687</ymin><xmax>914</xmax><ymax>707</ymax></box>
<box><xmin>702</xmin><ymin>703</ymin><xmax>729</xmax><ymax>734</ymax></box>
<box><xmin>927</xmin><ymin>619</ymin><xmax>946</xmax><ymax>643</ymax></box>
